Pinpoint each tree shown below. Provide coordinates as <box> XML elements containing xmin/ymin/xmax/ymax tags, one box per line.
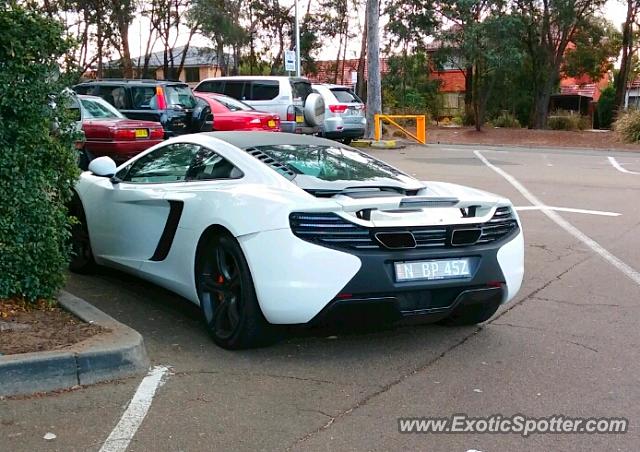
<box><xmin>513</xmin><ymin>0</ymin><xmax>606</xmax><ymax>128</ymax></box>
<box><xmin>562</xmin><ymin>17</ymin><xmax>621</xmax><ymax>81</ymax></box>
<box><xmin>108</xmin><ymin>0</ymin><xmax>136</xmax><ymax>78</ymax></box>
<box><xmin>436</xmin><ymin>1</ymin><xmax>524</xmax><ymax>130</ymax></box>
<box><xmin>597</xmin><ymin>85</ymin><xmax>616</xmax><ymax>129</ymax></box>
<box><xmin>365</xmin><ymin>0</ymin><xmax>381</xmax><ymax>138</ymax></box>
<box><xmin>614</xmin><ymin>0</ymin><xmax>640</xmax><ymax>112</ymax></box>
<box><xmin>0</xmin><ymin>1</ymin><xmax>79</xmax><ymax>301</ymax></box>
<box><xmin>382</xmin><ymin>51</ymin><xmax>441</xmax><ymax>115</ymax></box>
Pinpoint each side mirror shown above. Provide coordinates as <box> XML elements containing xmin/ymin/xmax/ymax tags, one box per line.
<box><xmin>88</xmin><ymin>156</ymin><xmax>117</xmax><ymax>177</ymax></box>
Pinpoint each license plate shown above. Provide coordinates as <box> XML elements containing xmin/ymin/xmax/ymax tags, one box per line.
<box><xmin>267</xmin><ymin>119</ymin><xmax>276</xmax><ymax>128</ymax></box>
<box><xmin>395</xmin><ymin>258</ymin><xmax>471</xmax><ymax>282</ymax></box>
<box><xmin>135</xmin><ymin>129</ymin><xmax>148</xmax><ymax>138</ymax></box>
<box><xmin>296</xmin><ymin>115</ymin><xmax>304</xmax><ymax>123</ymax></box>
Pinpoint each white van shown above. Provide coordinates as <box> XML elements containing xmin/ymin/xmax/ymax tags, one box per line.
<box><xmin>194</xmin><ymin>76</ymin><xmax>324</xmax><ymax>135</ymax></box>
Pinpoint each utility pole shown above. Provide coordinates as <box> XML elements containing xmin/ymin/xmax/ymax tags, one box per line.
<box><xmin>295</xmin><ymin>0</ymin><xmax>301</xmax><ymax>76</ymax></box>
<box><xmin>365</xmin><ymin>0</ymin><xmax>381</xmax><ymax>138</ymax></box>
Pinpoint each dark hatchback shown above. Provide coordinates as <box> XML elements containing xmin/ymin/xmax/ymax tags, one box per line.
<box><xmin>73</xmin><ymin>80</ymin><xmax>213</xmax><ymax>138</ymax></box>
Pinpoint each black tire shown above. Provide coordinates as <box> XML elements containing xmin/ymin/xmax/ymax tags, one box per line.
<box><xmin>196</xmin><ymin>232</ymin><xmax>279</xmax><ymax>349</ymax></box>
<box><xmin>68</xmin><ymin>195</ymin><xmax>96</xmax><ymax>274</ymax></box>
<box><xmin>342</xmin><ymin>138</ymin><xmax>353</xmax><ymax>145</ymax></box>
<box><xmin>438</xmin><ymin>299</ymin><xmax>501</xmax><ymax>326</ymax></box>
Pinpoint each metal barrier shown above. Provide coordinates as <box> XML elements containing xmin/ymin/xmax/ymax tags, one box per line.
<box><xmin>373</xmin><ymin>114</ymin><xmax>427</xmax><ymax>144</ymax></box>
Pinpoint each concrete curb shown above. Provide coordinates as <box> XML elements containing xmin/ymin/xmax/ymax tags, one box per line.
<box><xmin>427</xmin><ymin>140</ymin><xmax>640</xmax><ymax>154</ymax></box>
<box><xmin>0</xmin><ymin>291</ymin><xmax>149</xmax><ymax>397</ymax></box>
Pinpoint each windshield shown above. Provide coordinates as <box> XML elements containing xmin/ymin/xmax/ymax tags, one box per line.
<box><xmin>251</xmin><ymin>144</ymin><xmax>409</xmax><ymax>183</ymax></box>
<box><xmin>165</xmin><ymin>85</ymin><xmax>197</xmax><ymax>109</ymax></box>
<box><xmin>80</xmin><ymin>97</ymin><xmax>125</xmax><ymax>119</ymax></box>
<box><xmin>215</xmin><ymin>95</ymin><xmax>254</xmax><ymax>112</ymax></box>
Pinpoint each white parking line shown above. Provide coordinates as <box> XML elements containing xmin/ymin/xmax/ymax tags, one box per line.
<box><xmin>475</xmin><ymin>150</ymin><xmax>640</xmax><ymax>286</ymax></box>
<box><xmin>608</xmin><ymin>156</ymin><xmax>640</xmax><ymax>175</ymax></box>
<box><xmin>515</xmin><ymin>206</ymin><xmax>621</xmax><ymax>217</ymax></box>
<box><xmin>99</xmin><ymin>365</ymin><xmax>170</xmax><ymax>452</ymax></box>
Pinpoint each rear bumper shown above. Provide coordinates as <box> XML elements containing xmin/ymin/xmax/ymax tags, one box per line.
<box><xmin>280</xmin><ymin>120</ymin><xmax>320</xmax><ymax>135</ymax></box>
<box><xmin>239</xmin><ymin>228</ymin><xmax>524</xmax><ymax>325</ymax></box>
<box><xmin>322</xmin><ymin>129</ymin><xmax>365</xmax><ymax>140</ymax></box>
<box><xmin>322</xmin><ymin>117</ymin><xmax>366</xmax><ymax>139</ymax></box>
<box><xmin>309</xmin><ymin>286</ymin><xmax>503</xmax><ymax>327</ymax></box>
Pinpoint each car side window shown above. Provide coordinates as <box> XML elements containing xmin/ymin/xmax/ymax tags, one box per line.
<box><xmin>130</xmin><ymin>86</ymin><xmax>157</xmax><ymax>110</ymax></box>
<box><xmin>122</xmin><ymin>143</ymin><xmax>201</xmax><ymax>184</ymax></box>
<box><xmin>196</xmin><ymin>80</ymin><xmax>223</xmax><ymax>93</ymax></box>
<box><xmin>248</xmin><ymin>81</ymin><xmax>279</xmax><ymax>101</ymax></box>
<box><xmin>97</xmin><ymin>86</ymin><xmax>129</xmax><ymax>109</ymax></box>
<box><xmin>223</xmin><ymin>81</ymin><xmax>246</xmax><ymax>100</ymax></box>
<box><xmin>186</xmin><ymin>147</ymin><xmax>243</xmax><ymax>181</ymax></box>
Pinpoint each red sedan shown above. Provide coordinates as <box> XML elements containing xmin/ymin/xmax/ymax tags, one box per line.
<box><xmin>195</xmin><ymin>93</ymin><xmax>280</xmax><ymax>132</ymax></box>
<box><xmin>77</xmin><ymin>95</ymin><xmax>164</xmax><ymax>166</ymax></box>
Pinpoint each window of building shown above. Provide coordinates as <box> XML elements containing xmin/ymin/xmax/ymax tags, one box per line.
<box><xmin>185</xmin><ymin>67</ymin><xmax>200</xmax><ymax>83</ymax></box>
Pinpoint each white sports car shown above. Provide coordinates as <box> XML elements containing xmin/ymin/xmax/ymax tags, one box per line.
<box><xmin>70</xmin><ymin>132</ymin><xmax>524</xmax><ymax>349</ymax></box>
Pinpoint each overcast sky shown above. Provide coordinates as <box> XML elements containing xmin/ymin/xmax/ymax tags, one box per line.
<box><xmin>126</xmin><ymin>0</ymin><xmax>628</xmax><ymax>61</ymax></box>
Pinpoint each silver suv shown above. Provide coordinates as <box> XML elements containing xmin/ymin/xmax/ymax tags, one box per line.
<box><xmin>194</xmin><ymin>76</ymin><xmax>324</xmax><ymax>135</ymax></box>
<box><xmin>312</xmin><ymin>84</ymin><xmax>366</xmax><ymax>144</ymax></box>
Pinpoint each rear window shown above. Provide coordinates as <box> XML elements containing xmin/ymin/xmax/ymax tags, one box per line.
<box><xmin>290</xmin><ymin>81</ymin><xmax>312</xmax><ymax>102</ymax></box>
<box><xmin>214</xmin><ymin>96</ymin><xmax>253</xmax><ymax>112</ymax></box>
<box><xmin>248</xmin><ymin>80</ymin><xmax>279</xmax><ymax>100</ymax></box>
<box><xmin>252</xmin><ymin>144</ymin><xmax>405</xmax><ymax>182</ymax></box>
<box><xmin>165</xmin><ymin>85</ymin><xmax>197</xmax><ymax>109</ymax></box>
<box><xmin>80</xmin><ymin>97</ymin><xmax>125</xmax><ymax>119</ymax></box>
<box><xmin>331</xmin><ymin>88</ymin><xmax>361</xmax><ymax>103</ymax></box>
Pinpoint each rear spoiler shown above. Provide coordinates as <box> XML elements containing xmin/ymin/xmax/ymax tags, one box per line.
<box><xmin>332</xmin><ymin>194</ymin><xmax>496</xmax><ymax>212</ymax></box>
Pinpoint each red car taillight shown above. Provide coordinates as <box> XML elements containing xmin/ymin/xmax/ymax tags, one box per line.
<box><xmin>112</xmin><ymin>128</ymin><xmax>137</xmax><ymax>140</ymax></box>
<box><xmin>328</xmin><ymin>104</ymin><xmax>348</xmax><ymax>113</ymax></box>
<box><xmin>286</xmin><ymin>105</ymin><xmax>295</xmax><ymax>122</ymax></box>
<box><xmin>150</xmin><ymin>127</ymin><xmax>164</xmax><ymax>139</ymax></box>
<box><xmin>155</xmin><ymin>86</ymin><xmax>167</xmax><ymax>110</ymax></box>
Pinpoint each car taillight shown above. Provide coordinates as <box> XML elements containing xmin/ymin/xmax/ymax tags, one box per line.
<box><xmin>150</xmin><ymin>127</ymin><xmax>164</xmax><ymax>139</ymax></box>
<box><xmin>329</xmin><ymin>104</ymin><xmax>348</xmax><ymax>113</ymax></box>
<box><xmin>111</xmin><ymin>128</ymin><xmax>136</xmax><ymax>140</ymax></box>
<box><xmin>286</xmin><ymin>105</ymin><xmax>295</xmax><ymax>122</ymax></box>
<box><xmin>155</xmin><ymin>86</ymin><xmax>167</xmax><ymax>110</ymax></box>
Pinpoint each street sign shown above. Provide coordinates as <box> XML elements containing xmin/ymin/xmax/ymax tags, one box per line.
<box><xmin>285</xmin><ymin>50</ymin><xmax>296</xmax><ymax>72</ymax></box>
<box><xmin>351</xmin><ymin>71</ymin><xmax>358</xmax><ymax>85</ymax></box>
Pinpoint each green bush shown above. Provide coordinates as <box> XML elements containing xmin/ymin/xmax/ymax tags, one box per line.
<box><xmin>451</xmin><ymin>116</ymin><xmax>464</xmax><ymax>126</ymax></box>
<box><xmin>597</xmin><ymin>86</ymin><xmax>615</xmax><ymax>129</ymax></box>
<box><xmin>614</xmin><ymin>109</ymin><xmax>640</xmax><ymax>143</ymax></box>
<box><xmin>0</xmin><ymin>3</ymin><xmax>79</xmax><ymax>302</ymax></box>
<box><xmin>547</xmin><ymin>112</ymin><xmax>590</xmax><ymax>131</ymax></box>
<box><xmin>490</xmin><ymin>111</ymin><xmax>521</xmax><ymax>128</ymax></box>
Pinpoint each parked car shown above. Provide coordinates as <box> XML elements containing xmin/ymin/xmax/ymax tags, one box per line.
<box><xmin>312</xmin><ymin>83</ymin><xmax>366</xmax><ymax>144</ymax></box>
<box><xmin>70</xmin><ymin>131</ymin><xmax>524</xmax><ymax>350</ymax></box>
<box><xmin>73</xmin><ymin>95</ymin><xmax>164</xmax><ymax>168</ymax></box>
<box><xmin>73</xmin><ymin>79</ymin><xmax>213</xmax><ymax>138</ymax></box>
<box><xmin>194</xmin><ymin>76</ymin><xmax>323</xmax><ymax>135</ymax></box>
<box><xmin>195</xmin><ymin>92</ymin><xmax>280</xmax><ymax>132</ymax></box>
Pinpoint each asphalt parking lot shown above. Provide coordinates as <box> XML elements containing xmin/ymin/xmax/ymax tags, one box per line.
<box><xmin>3</xmin><ymin>143</ymin><xmax>640</xmax><ymax>452</ymax></box>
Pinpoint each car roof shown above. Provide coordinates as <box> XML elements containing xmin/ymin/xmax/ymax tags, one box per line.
<box><xmin>200</xmin><ymin>76</ymin><xmax>310</xmax><ymax>83</ymax></box>
<box><xmin>204</xmin><ymin>131</ymin><xmax>349</xmax><ymax>149</ymax></box>
<box><xmin>312</xmin><ymin>83</ymin><xmax>352</xmax><ymax>89</ymax></box>
<box><xmin>76</xmin><ymin>79</ymin><xmax>188</xmax><ymax>87</ymax></box>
